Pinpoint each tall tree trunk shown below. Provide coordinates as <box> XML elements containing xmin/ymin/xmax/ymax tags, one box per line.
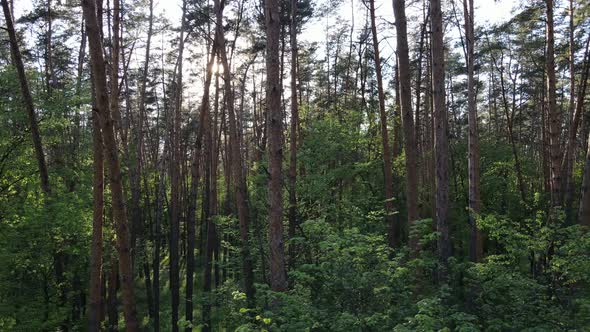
<box><xmin>170</xmin><ymin>2</ymin><xmax>187</xmax><ymax>331</ymax></box>
<box><xmin>45</xmin><ymin>0</ymin><xmax>55</xmax><ymax>95</ymax></box>
<box><xmin>81</xmin><ymin>0</ymin><xmax>139</xmax><ymax>329</ymax></box>
<box><xmin>288</xmin><ymin>0</ymin><xmax>299</xmax><ymax>269</ymax></box>
<box><xmin>430</xmin><ymin>0</ymin><xmax>451</xmax><ymax>273</ymax></box>
<box><xmin>202</xmin><ymin>54</ymin><xmax>218</xmax><ymax>332</ymax></box>
<box><xmin>216</xmin><ymin>0</ymin><xmax>257</xmax><ymax>303</ymax></box>
<box><xmin>188</xmin><ymin>42</ymin><xmax>217</xmax><ymax>332</ymax></box>
<box><xmin>578</xmin><ymin>133</ymin><xmax>590</xmax><ymax>226</ymax></box>
<box><xmin>464</xmin><ymin>0</ymin><xmax>482</xmax><ymax>262</ymax></box>
<box><xmin>153</xmin><ymin>151</ymin><xmax>166</xmax><ymax>332</ymax></box>
<box><xmin>392</xmin><ymin>0</ymin><xmax>419</xmax><ymax>253</ymax></box>
<box><xmin>1</xmin><ymin>0</ymin><xmax>51</xmax><ymax>195</ymax></box>
<box><xmin>546</xmin><ymin>0</ymin><xmax>561</xmax><ymax>208</ymax></box>
<box><xmin>129</xmin><ymin>0</ymin><xmax>153</xmax><ymax>260</ymax></box>
<box><xmin>564</xmin><ymin>35</ymin><xmax>590</xmax><ymax>220</ymax></box>
<box><xmin>369</xmin><ymin>0</ymin><xmax>397</xmax><ymax>248</ymax></box>
<box><xmin>265</xmin><ymin>0</ymin><xmax>288</xmax><ymax>291</ymax></box>
<box><xmin>107</xmin><ymin>256</ymin><xmax>119</xmax><ymax>331</ymax></box>
<box><xmin>88</xmin><ymin>85</ymin><xmax>104</xmax><ymax>332</ymax></box>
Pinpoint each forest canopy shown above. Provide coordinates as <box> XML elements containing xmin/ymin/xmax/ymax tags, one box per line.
<box><xmin>0</xmin><ymin>0</ymin><xmax>589</xmax><ymax>330</ymax></box>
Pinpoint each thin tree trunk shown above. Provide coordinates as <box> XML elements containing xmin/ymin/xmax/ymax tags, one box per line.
<box><xmin>392</xmin><ymin>0</ymin><xmax>419</xmax><ymax>253</ymax></box>
<box><xmin>1</xmin><ymin>0</ymin><xmax>51</xmax><ymax>195</ymax></box>
<box><xmin>153</xmin><ymin>150</ymin><xmax>166</xmax><ymax>332</ymax></box>
<box><xmin>88</xmin><ymin>85</ymin><xmax>104</xmax><ymax>332</ymax></box>
<box><xmin>107</xmin><ymin>256</ymin><xmax>119</xmax><ymax>331</ymax></box>
<box><xmin>464</xmin><ymin>0</ymin><xmax>482</xmax><ymax>262</ymax></box>
<box><xmin>564</xmin><ymin>34</ymin><xmax>590</xmax><ymax>220</ymax></box>
<box><xmin>369</xmin><ymin>0</ymin><xmax>397</xmax><ymax>248</ymax></box>
<box><xmin>170</xmin><ymin>2</ymin><xmax>187</xmax><ymax>330</ymax></box>
<box><xmin>129</xmin><ymin>0</ymin><xmax>153</xmax><ymax>259</ymax></box>
<box><xmin>578</xmin><ymin>133</ymin><xmax>590</xmax><ymax>226</ymax></box>
<box><xmin>216</xmin><ymin>0</ymin><xmax>257</xmax><ymax>303</ymax></box>
<box><xmin>546</xmin><ymin>0</ymin><xmax>561</xmax><ymax>207</ymax></box>
<box><xmin>288</xmin><ymin>0</ymin><xmax>299</xmax><ymax>269</ymax></box>
<box><xmin>81</xmin><ymin>0</ymin><xmax>139</xmax><ymax>329</ymax></box>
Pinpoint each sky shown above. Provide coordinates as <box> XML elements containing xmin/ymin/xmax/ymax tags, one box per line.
<box><xmin>10</xmin><ymin>0</ymin><xmax>516</xmax><ymax>108</ymax></box>
<box><xmin>151</xmin><ymin>0</ymin><xmax>516</xmax><ymax>75</ymax></box>
<box><xmin>151</xmin><ymin>0</ymin><xmax>516</xmax><ymax>44</ymax></box>
<box><xmin>13</xmin><ymin>0</ymin><xmax>515</xmax><ymax>65</ymax></box>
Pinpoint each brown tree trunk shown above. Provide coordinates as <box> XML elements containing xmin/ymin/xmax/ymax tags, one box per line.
<box><xmin>288</xmin><ymin>0</ymin><xmax>299</xmax><ymax>269</ymax></box>
<box><xmin>564</xmin><ymin>34</ymin><xmax>590</xmax><ymax>220</ymax></box>
<box><xmin>129</xmin><ymin>0</ymin><xmax>153</xmax><ymax>261</ymax></box>
<box><xmin>153</xmin><ymin>149</ymin><xmax>166</xmax><ymax>332</ymax></box>
<box><xmin>170</xmin><ymin>2</ymin><xmax>186</xmax><ymax>331</ymax></box>
<box><xmin>464</xmin><ymin>0</ymin><xmax>482</xmax><ymax>262</ymax></box>
<box><xmin>265</xmin><ymin>0</ymin><xmax>288</xmax><ymax>291</ymax></box>
<box><xmin>216</xmin><ymin>0</ymin><xmax>257</xmax><ymax>303</ymax></box>
<box><xmin>430</xmin><ymin>0</ymin><xmax>451</xmax><ymax>272</ymax></box>
<box><xmin>1</xmin><ymin>0</ymin><xmax>51</xmax><ymax>195</ymax></box>
<box><xmin>578</xmin><ymin>133</ymin><xmax>590</xmax><ymax>226</ymax></box>
<box><xmin>88</xmin><ymin>85</ymin><xmax>104</xmax><ymax>332</ymax></box>
<box><xmin>107</xmin><ymin>257</ymin><xmax>119</xmax><ymax>331</ymax></box>
<box><xmin>81</xmin><ymin>0</ymin><xmax>139</xmax><ymax>329</ymax></box>
<box><xmin>369</xmin><ymin>0</ymin><xmax>397</xmax><ymax>248</ymax></box>
<box><xmin>546</xmin><ymin>0</ymin><xmax>561</xmax><ymax>208</ymax></box>
<box><xmin>392</xmin><ymin>0</ymin><xmax>419</xmax><ymax>253</ymax></box>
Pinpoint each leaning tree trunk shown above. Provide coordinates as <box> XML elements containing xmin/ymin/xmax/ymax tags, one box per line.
<box><xmin>81</xmin><ymin>0</ymin><xmax>139</xmax><ymax>329</ymax></box>
<box><xmin>564</xmin><ymin>34</ymin><xmax>590</xmax><ymax>221</ymax></box>
<box><xmin>1</xmin><ymin>0</ymin><xmax>51</xmax><ymax>195</ymax></box>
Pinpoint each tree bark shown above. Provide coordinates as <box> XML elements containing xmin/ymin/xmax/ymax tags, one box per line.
<box><xmin>578</xmin><ymin>133</ymin><xmax>590</xmax><ymax>226</ymax></box>
<box><xmin>464</xmin><ymin>0</ymin><xmax>482</xmax><ymax>262</ymax></box>
<box><xmin>266</xmin><ymin>0</ymin><xmax>288</xmax><ymax>291</ymax></box>
<box><xmin>392</xmin><ymin>0</ymin><xmax>419</xmax><ymax>253</ymax></box>
<box><xmin>564</xmin><ymin>35</ymin><xmax>590</xmax><ymax>220</ymax></box>
<box><xmin>216</xmin><ymin>0</ymin><xmax>257</xmax><ymax>302</ymax></box>
<box><xmin>288</xmin><ymin>0</ymin><xmax>300</xmax><ymax>269</ymax></box>
<box><xmin>169</xmin><ymin>2</ymin><xmax>187</xmax><ymax>331</ymax></box>
<box><xmin>369</xmin><ymin>0</ymin><xmax>397</xmax><ymax>248</ymax></box>
<box><xmin>1</xmin><ymin>0</ymin><xmax>51</xmax><ymax>195</ymax></box>
<box><xmin>546</xmin><ymin>0</ymin><xmax>561</xmax><ymax>208</ymax></box>
<box><xmin>430</xmin><ymin>0</ymin><xmax>451</xmax><ymax>272</ymax></box>
<box><xmin>88</xmin><ymin>85</ymin><xmax>104</xmax><ymax>332</ymax></box>
<box><xmin>81</xmin><ymin>0</ymin><xmax>139</xmax><ymax>329</ymax></box>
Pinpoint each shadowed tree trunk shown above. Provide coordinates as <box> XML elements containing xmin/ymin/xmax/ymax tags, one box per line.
<box><xmin>546</xmin><ymin>0</ymin><xmax>561</xmax><ymax>208</ymax></box>
<box><xmin>368</xmin><ymin>0</ymin><xmax>397</xmax><ymax>248</ymax></box>
<box><xmin>266</xmin><ymin>0</ymin><xmax>288</xmax><ymax>291</ymax></box>
<box><xmin>430</xmin><ymin>0</ymin><xmax>451</xmax><ymax>276</ymax></box>
<box><xmin>463</xmin><ymin>0</ymin><xmax>482</xmax><ymax>262</ymax></box>
<box><xmin>288</xmin><ymin>0</ymin><xmax>300</xmax><ymax>270</ymax></box>
<box><xmin>88</xmin><ymin>83</ymin><xmax>104</xmax><ymax>332</ymax></box>
<box><xmin>564</xmin><ymin>34</ymin><xmax>590</xmax><ymax>221</ymax></box>
<box><xmin>170</xmin><ymin>2</ymin><xmax>187</xmax><ymax>331</ymax></box>
<box><xmin>216</xmin><ymin>0</ymin><xmax>257</xmax><ymax>303</ymax></box>
<box><xmin>81</xmin><ymin>0</ymin><xmax>139</xmax><ymax>329</ymax></box>
<box><xmin>392</xmin><ymin>0</ymin><xmax>419</xmax><ymax>253</ymax></box>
